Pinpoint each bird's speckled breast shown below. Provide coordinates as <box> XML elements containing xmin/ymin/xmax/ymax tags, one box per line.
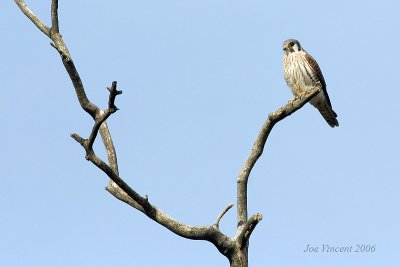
<box><xmin>283</xmin><ymin>51</ymin><xmax>318</xmax><ymax>96</ymax></box>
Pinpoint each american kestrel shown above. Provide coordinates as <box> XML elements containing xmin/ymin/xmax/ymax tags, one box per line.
<box><xmin>282</xmin><ymin>39</ymin><xmax>339</xmax><ymax>127</ymax></box>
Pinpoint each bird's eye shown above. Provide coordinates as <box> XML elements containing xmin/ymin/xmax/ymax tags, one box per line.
<box><xmin>289</xmin><ymin>42</ymin><xmax>294</xmax><ymax>47</ymax></box>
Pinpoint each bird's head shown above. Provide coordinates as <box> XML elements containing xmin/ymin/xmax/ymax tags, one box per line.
<box><xmin>283</xmin><ymin>39</ymin><xmax>302</xmax><ymax>55</ymax></box>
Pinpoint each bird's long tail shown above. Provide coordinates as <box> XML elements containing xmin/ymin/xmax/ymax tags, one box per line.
<box><xmin>316</xmin><ymin>102</ymin><xmax>339</xmax><ymax>128</ymax></box>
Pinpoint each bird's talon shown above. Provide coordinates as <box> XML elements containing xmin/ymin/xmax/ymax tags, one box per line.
<box><xmin>288</xmin><ymin>98</ymin><xmax>296</xmax><ymax>107</ymax></box>
<box><xmin>299</xmin><ymin>92</ymin><xmax>307</xmax><ymax>99</ymax></box>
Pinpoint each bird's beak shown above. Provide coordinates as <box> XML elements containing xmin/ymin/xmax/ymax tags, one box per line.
<box><xmin>283</xmin><ymin>44</ymin><xmax>288</xmax><ymax>51</ymax></box>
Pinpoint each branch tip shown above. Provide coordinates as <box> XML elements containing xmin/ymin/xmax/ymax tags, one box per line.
<box><xmin>237</xmin><ymin>213</ymin><xmax>263</xmax><ymax>247</ymax></box>
<box><xmin>71</xmin><ymin>133</ymin><xmax>86</xmax><ymax>146</ymax></box>
<box><xmin>107</xmin><ymin>81</ymin><xmax>122</xmax><ymax>110</ymax></box>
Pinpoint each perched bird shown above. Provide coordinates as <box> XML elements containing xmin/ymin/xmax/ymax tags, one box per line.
<box><xmin>282</xmin><ymin>39</ymin><xmax>339</xmax><ymax>127</ymax></box>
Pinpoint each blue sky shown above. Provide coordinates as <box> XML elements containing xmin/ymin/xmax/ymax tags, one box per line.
<box><xmin>3</xmin><ymin>0</ymin><xmax>399</xmax><ymax>266</ymax></box>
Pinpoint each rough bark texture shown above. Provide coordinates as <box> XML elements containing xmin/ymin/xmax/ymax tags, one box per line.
<box><xmin>15</xmin><ymin>1</ymin><xmax>321</xmax><ymax>266</ymax></box>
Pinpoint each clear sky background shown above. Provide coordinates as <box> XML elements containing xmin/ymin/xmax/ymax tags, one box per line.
<box><xmin>2</xmin><ymin>0</ymin><xmax>399</xmax><ymax>266</ymax></box>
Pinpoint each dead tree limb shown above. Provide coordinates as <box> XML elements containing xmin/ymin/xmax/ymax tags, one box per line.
<box><xmin>15</xmin><ymin>1</ymin><xmax>320</xmax><ymax>266</ymax></box>
<box><xmin>236</xmin><ymin>88</ymin><xmax>320</xmax><ymax>231</ymax></box>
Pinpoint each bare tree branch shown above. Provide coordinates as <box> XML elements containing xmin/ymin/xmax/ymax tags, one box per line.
<box><xmin>14</xmin><ymin>0</ymin><xmax>50</xmax><ymax>36</ymax></box>
<box><xmin>15</xmin><ymin>0</ymin><xmax>99</xmax><ymax>118</ymax></box>
<box><xmin>71</xmin><ymin>129</ymin><xmax>233</xmax><ymax>246</ymax></box>
<box><xmin>100</xmin><ymin>122</ymin><xmax>120</xmax><ymax>175</ymax></box>
<box><xmin>236</xmin><ymin>87</ymin><xmax>321</xmax><ymax>228</ymax></box>
<box><xmin>237</xmin><ymin>213</ymin><xmax>263</xmax><ymax>248</ymax></box>
<box><xmin>50</xmin><ymin>0</ymin><xmax>59</xmax><ymax>33</ymax></box>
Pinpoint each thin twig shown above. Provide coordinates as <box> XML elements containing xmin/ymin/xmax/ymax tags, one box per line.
<box><xmin>214</xmin><ymin>204</ymin><xmax>234</xmax><ymax>228</ymax></box>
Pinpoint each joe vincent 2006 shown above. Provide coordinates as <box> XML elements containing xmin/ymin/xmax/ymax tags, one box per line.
<box><xmin>303</xmin><ymin>244</ymin><xmax>353</xmax><ymax>253</ymax></box>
